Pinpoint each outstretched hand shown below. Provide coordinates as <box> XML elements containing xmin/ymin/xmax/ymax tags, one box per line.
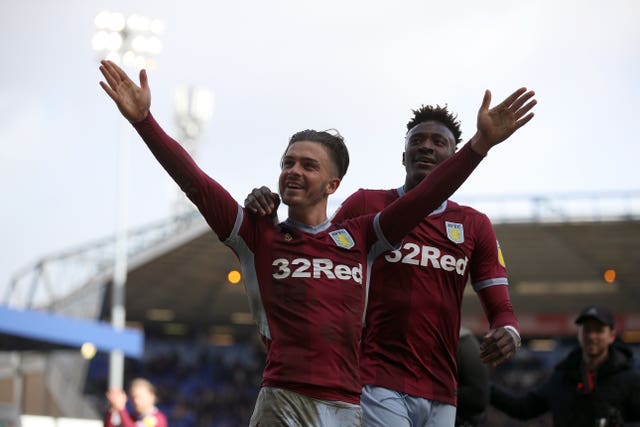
<box><xmin>471</xmin><ymin>87</ymin><xmax>537</xmax><ymax>155</ymax></box>
<box><xmin>99</xmin><ymin>60</ymin><xmax>151</xmax><ymax>123</ymax></box>
<box><xmin>244</xmin><ymin>186</ymin><xmax>281</xmax><ymax>216</ymax></box>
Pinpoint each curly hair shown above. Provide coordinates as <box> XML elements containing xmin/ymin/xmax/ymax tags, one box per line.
<box><xmin>282</xmin><ymin>129</ymin><xmax>350</xmax><ymax>179</ymax></box>
<box><xmin>406</xmin><ymin>104</ymin><xmax>463</xmax><ymax>145</ymax></box>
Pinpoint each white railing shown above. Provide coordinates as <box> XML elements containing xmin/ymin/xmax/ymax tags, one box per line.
<box><xmin>3</xmin><ymin>211</ymin><xmax>204</xmax><ymax>311</ymax></box>
<box><xmin>453</xmin><ymin>190</ymin><xmax>640</xmax><ymax>224</ymax></box>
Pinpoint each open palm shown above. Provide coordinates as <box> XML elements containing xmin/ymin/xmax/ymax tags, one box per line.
<box><xmin>477</xmin><ymin>87</ymin><xmax>536</xmax><ymax>146</ymax></box>
<box><xmin>99</xmin><ymin>60</ymin><xmax>151</xmax><ymax>123</ymax></box>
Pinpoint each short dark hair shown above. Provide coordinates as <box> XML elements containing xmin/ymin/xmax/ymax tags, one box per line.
<box><xmin>406</xmin><ymin>104</ymin><xmax>463</xmax><ymax>145</ymax></box>
<box><xmin>282</xmin><ymin>129</ymin><xmax>350</xmax><ymax>179</ymax></box>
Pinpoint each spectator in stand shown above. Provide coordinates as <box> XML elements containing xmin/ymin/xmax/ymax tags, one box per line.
<box><xmin>104</xmin><ymin>377</ymin><xmax>168</xmax><ymax>427</ymax></box>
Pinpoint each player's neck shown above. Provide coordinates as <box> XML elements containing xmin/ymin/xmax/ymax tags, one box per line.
<box><xmin>403</xmin><ymin>180</ymin><xmax>418</xmax><ymax>192</ymax></box>
<box><xmin>288</xmin><ymin>203</ymin><xmax>328</xmax><ymax>227</ymax></box>
<box><xmin>403</xmin><ymin>174</ymin><xmax>425</xmax><ymax>192</ymax></box>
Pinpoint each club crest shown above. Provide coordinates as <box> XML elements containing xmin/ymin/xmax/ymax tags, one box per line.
<box><xmin>330</xmin><ymin>229</ymin><xmax>355</xmax><ymax>249</ymax></box>
<box><xmin>445</xmin><ymin>222</ymin><xmax>464</xmax><ymax>244</ymax></box>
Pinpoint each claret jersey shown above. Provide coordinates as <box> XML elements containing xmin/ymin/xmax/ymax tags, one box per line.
<box><xmin>131</xmin><ymin>113</ymin><xmax>484</xmax><ymax>404</ymax></box>
<box><xmin>226</xmin><ymin>211</ymin><xmax>390</xmax><ymax>403</ymax></box>
<box><xmin>334</xmin><ymin>187</ymin><xmax>518</xmax><ymax>405</ymax></box>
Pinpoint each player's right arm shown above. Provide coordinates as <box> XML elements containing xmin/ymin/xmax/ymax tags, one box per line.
<box><xmin>99</xmin><ymin>60</ymin><xmax>238</xmax><ymax>240</ymax></box>
<box><xmin>378</xmin><ymin>87</ymin><xmax>536</xmax><ymax>247</ymax></box>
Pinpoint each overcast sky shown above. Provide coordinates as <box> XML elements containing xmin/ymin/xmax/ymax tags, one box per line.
<box><xmin>1</xmin><ymin>0</ymin><xmax>638</xmax><ymax>296</ymax></box>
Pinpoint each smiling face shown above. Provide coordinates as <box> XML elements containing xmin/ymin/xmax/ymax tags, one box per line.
<box><xmin>402</xmin><ymin>121</ymin><xmax>457</xmax><ymax>190</ymax></box>
<box><xmin>278</xmin><ymin>140</ymin><xmax>340</xmax><ymax>210</ymax></box>
<box><xmin>578</xmin><ymin>318</ymin><xmax>616</xmax><ymax>363</ymax></box>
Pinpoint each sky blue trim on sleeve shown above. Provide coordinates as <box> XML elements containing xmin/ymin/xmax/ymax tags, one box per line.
<box><xmin>372</xmin><ymin>212</ymin><xmax>396</xmax><ymax>252</ymax></box>
<box><xmin>472</xmin><ymin>277</ymin><xmax>509</xmax><ymax>292</ymax></box>
<box><xmin>363</xmin><ymin>212</ymin><xmax>398</xmax><ymax>325</ymax></box>
<box><xmin>224</xmin><ymin>207</ymin><xmax>270</xmax><ymax>339</ymax></box>
<box><xmin>230</xmin><ymin>203</ymin><xmax>244</xmax><ymax>238</ymax></box>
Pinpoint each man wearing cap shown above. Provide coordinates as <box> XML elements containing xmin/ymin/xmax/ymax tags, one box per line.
<box><xmin>490</xmin><ymin>305</ymin><xmax>640</xmax><ymax>426</ymax></box>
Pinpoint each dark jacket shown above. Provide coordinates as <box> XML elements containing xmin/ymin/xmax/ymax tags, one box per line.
<box><xmin>491</xmin><ymin>342</ymin><xmax>640</xmax><ymax>426</ymax></box>
<box><xmin>456</xmin><ymin>329</ymin><xmax>489</xmax><ymax>427</ymax></box>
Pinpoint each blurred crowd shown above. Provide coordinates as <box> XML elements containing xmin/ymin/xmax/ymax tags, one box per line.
<box><xmin>85</xmin><ymin>335</ymin><xmax>639</xmax><ymax>427</ymax></box>
<box><xmin>86</xmin><ymin>334</ymin><xmax>265</xmax><ymax>427</ymax></box>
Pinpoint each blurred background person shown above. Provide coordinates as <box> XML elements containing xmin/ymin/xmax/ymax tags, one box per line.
<box><xmin>104</xmin><ymin>377</ymin><xmax>168</xmax><ymax>427</ymax></box>
<box><xmin>490</xmin><ymin>305</ymin><xmax>640</xmax><ymax>426</ymax></box>
<box><xmin>456</xmin><ymin>327</ymin><xmax>490</xmax><ymax>427</ymax></box>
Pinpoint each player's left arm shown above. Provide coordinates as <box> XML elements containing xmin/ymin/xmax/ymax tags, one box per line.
<box><xmin>478</xmin><ymin>287</ymin><xmax>521</xmax><ymax>367</ymax></box>
<box><xmin>471</xmin><ymin>215</ymin><xmax>521</xmax><ymax>366</ymax></box>
<box><xmin>331</xmin><ymin>189</ymin><xmax>367</xmax><ymax>223</ymax></box>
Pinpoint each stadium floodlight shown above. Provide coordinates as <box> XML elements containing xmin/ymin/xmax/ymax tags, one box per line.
<box><xmin>81</xmin><ymin>342</ymin><xmax>97</xmax><ymax>360</ymax></box>
<box><xmin>174</xmin><ymin>85</ymin><xmax>214</xmax><ymax>142</ymax></box>
<box><xmin>92</xmin><ymin>10</ymin><xmax>163</xmax><ymax>70</ymax></box>
<box><xmin>170</xmin><ymin>86</ymin><xmax>214</xmax><ymax>215</ymax></box>
<box><xmin>92</xmin><ymin>10</ymin><xmax>164</xmax><ymax>391</ymax></box>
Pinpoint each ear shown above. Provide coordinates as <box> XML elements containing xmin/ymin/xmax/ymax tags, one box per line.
<box><xmin>325</xmin><ymin>177</ymin><xmax>341</xmax><ymax>196</ymax></box>
<box><xmin>402</xmin><ymin>152</ymin><xmax>406</xmax><ymax>166</ymax></box>
<box><xmin>606</xmin><ymin>328</ymin><xmax>617</xmax><ymax>345</ymax></box>
<box><xmin>448</xmin><ymin>141</ymin><xmax>457</xmax><ymax>155</ymax></box>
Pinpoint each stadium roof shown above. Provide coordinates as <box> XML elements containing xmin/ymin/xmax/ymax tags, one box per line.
<box><xmin>4</xmin><ymin>193</ymin><xmax>640</xmax><ymax>345</ymax></box>
<box><xmin>113</xmin><ymin>217</ymin><xmax>640</xmax><ymax>340</ymax></box>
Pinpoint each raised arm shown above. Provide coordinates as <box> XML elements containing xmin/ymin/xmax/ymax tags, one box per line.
<box><xmin>99</xmin><ymin>61</ymin><xmax>239</xmax><ymax>240</ymax></box>
<box><xmin>99</xmin><ymin>60</ymin><xmax>150</xmax><ymax>123</ymax></box>
<box><xmin>379</xmin><ymin>87</ymin><xmax>536</xmax><ymax>246</ymax></box>
<box><xmin>104</xmin><ymin>388</ymin><xmax>137</xmax><ymax>427</ymax></box>
<box><xmin>98</xmin><ymin>60</ymin><xmax>207</xmax><ymax>198</ymax></box>
<box><xmin>469</xmin><ymin>87</ymin><xmax>536</xmax><ymax>155</ymax></box>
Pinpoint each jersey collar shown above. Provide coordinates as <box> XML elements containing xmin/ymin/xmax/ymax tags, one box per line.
<box><xmin>283</xmin><ymin>217</ymin><xmax>333</xmax><ymax>234</ymax></box>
